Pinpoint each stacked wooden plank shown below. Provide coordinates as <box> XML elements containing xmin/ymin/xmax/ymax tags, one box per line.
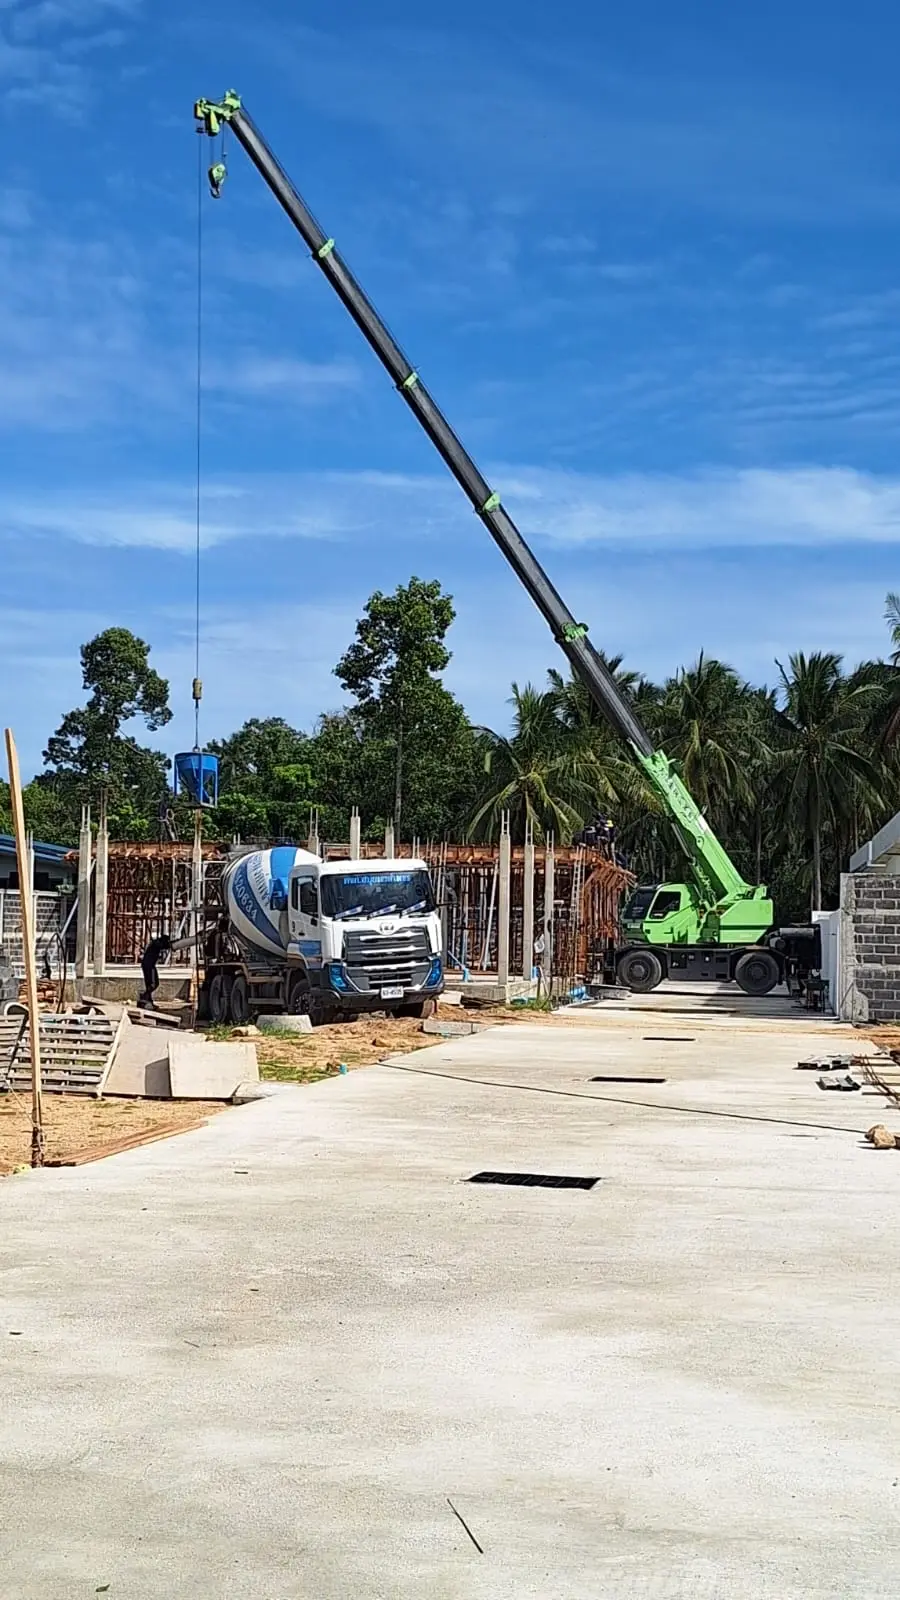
<box><xmin>0</xmin><ymin>1012</ymin><xmax>25</xmax><ymax>1091</ymax></box>
<box><xmin>0</xmin><ymin>1011</ymin><xmax>124</xmax><ymax>1097</ymax></box>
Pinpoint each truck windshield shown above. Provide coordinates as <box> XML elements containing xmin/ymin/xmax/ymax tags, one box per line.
<box><xmin>623</xmin><ymin>887</ymin><xmax>657</xmax><ymax>922</ymax></box>
<box><xmin>321</xmin><ymin>869</ymin><xmax>436</xmax><ymax>920</ymax></box>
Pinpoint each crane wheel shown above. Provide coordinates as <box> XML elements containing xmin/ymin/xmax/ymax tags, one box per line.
<box><xmin>617</xmin><ymin>949</ymin><xmax>664</xmax><ymax>993</ymax></box>
<box><xmin>734</xmin><ymin>950</ymin><xmax>780</xmax><ymax>996</ymax></box>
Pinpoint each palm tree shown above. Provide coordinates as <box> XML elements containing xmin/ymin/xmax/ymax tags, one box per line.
<box><xmin>546</xmin><ymin>655</ymin><xmax>646</xmax><ymax>734</ymax></box>
<box><xmin>657</xmin><ymin>655</ymin><xmax>762</xmax><ymax>836</ymax></box>
<box><xmin>772</xmin><ymin>651</ymin><xmax>883</xmax><ymax>912</ymax></box>
<box><xmin>885</xmin><ymin>593</ymin><xmax>900</xmax><ymax>662</ymax></box>
<box><xmin>468</xmin><ymin>682</ymin><xmax>624</xmax><ymax>844</ymax></box>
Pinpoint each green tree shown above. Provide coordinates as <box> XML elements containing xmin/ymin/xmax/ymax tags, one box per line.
<box><xmin>469</xmin><ymin>683</ymin><xmax>614</xmax><ymax>844</ymax></box>
<box><xmin>43</xmin><ymin>628</ymin><xmax>172</xmax><ymax>840</ymax></box>
<box><xmin>772</xmin><ymin>651</ymin><xmax>883</xmax><ymax>912</ymax></box>
<box><xmin>207</xmin><ymin>718</ymin><xmax>315</xmax><ymax>841</ymax></box>
<box><xmin>657</xmin><ymin>655</ymin><xmax>761</xmax><ymax>835</ymax></box>
<box><xmin>334</xmin><ymin>577</ymin><xmax>476</xmax><ymax>837</ymax></box>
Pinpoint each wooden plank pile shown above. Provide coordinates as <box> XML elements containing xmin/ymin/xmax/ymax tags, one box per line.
<box><xmin>0</xmin><ymin>1011</ymin><xmax>124</xmax><ymax>1097</ymax></box>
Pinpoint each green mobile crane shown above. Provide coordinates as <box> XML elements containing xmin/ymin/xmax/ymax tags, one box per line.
<box><xmin>194</xmin><ymin>92</ymin><xmax>818</xmax><ymax>998</ymax></box>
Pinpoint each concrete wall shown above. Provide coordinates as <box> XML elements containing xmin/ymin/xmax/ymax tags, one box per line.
<box><xmin>839</xmin><ymin>871</ymin><xmax>900</xmax><ymax>1023</ymax></box>
<box><xmin>0</xmin><ymin>890</ymin><xmax>72</xmax><ymax>980</ymax></box>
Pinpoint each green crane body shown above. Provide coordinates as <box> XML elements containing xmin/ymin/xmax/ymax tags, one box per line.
<box><xmin>194</xmin><ymin>92</ymin><xmax>777</xmax><ymax>969</ymax></box>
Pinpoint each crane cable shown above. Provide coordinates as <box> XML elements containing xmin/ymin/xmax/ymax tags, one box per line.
<box><xmin>193</xmin><ymin>126</ymin><xmax>204</xmax><ymax>752</ymax></box>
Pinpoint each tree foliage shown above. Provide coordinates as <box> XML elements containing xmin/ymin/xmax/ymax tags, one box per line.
<box><xmin>41</xmin><ymin>627</ymin><xmax>172</xmax><ymax>840</ymax></box>
<box><xmin>12</xmin><ymin>587</ymin><xmax>900</xmax><ymax>922</ymax></box>
<box><xmin>332</xmin><ymin>577</ymin><xmax>476</xmax><ymax>837</ymax></box>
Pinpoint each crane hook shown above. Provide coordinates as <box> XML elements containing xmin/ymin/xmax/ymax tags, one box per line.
<box><xmin>208</xmin><ymin>161</ymin><xmax>227</xmax><ymax>199</ymax></box>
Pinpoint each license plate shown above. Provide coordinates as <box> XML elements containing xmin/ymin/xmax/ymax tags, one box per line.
<box><xmin>380</xmin><ymin>986</ymin><xmax>404</xmax><ymax>1001</ymax></box>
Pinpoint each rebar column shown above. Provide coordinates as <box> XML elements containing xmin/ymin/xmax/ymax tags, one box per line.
<box><xmin>542</xmin><ymin>833</ymin><xmax>555</xmax><ymax>995</ymax></box>
<box><xmin>92</xmin><ymin>794</ymin><xmax>108</xmax><ymax>977</ymax></box>
<box><xmin>497</xmin><ymin>813</ymin><xmax>511</xmax><ymax>988</ymax></box>
<box><xmin>522</xmin><ymin>819</ymin><xmax>535</xmax><ymax>980</ymax></box>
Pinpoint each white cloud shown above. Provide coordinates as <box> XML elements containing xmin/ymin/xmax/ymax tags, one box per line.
<box><xmin>6</xmin><ymin>464</ymin><xmax>900</xmax><ymax>557</ymax></box>
<box><xmin>206</xmin><ymin>354</ymin><xmax>361</xmax><ymax>400</ymax></box>
<box><xmin>500</xmin><ymin>465</ymin><xmax>900</xmax><ymax>549</ymax></box>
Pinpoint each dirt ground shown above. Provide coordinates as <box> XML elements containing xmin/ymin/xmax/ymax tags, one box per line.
<box><xmin>0</xmin><ymin>1008</ymin><xmax>476</xmax><ymax>1174</ymax></box>
<box><xmin>254</xmin><ymin>1011</ymin><xmax>453</xmax><ymax>1083</ymax></box>
<box><xmin>867</xmin><ymin>1026</ymin><xmax>900</xmax><ymax>1053</ymax></box>
<box><xmin>0</xmin><ymin>1095</ymin><xmax>225</xmax><ymax>1176</ymax></box>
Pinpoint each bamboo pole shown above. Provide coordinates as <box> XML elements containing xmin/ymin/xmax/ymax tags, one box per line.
<box><xmin>4</xmin><ymin>729</ymin><xmax>44</xmax><ymax>1167</ymax></box>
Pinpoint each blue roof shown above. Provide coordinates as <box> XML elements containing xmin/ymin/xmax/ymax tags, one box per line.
<box><xmin>0</xmin><ymin>834</ymin><xmax>72</xmax><ymax>863</ymax></box>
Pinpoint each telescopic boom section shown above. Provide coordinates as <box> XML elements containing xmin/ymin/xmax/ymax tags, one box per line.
<box><xmin>194</xmin><ymin>93</ymin><xmax>755</xmax><ymax>909</ymax></box>
<box><xmin>195</xmin><ymin>93</ymin><xmax>652</xmax><ymax>758</ymax></box>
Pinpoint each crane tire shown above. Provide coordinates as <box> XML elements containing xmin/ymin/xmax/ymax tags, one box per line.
<box><xmin>617</xmin><ymin>949</ymin><xmax>664</xmax><ymax>993</ymax></box>
<box><xmin>734</xmin><ymin>950</ymin><xmax>780</xmax><ymax>996</ymax></box>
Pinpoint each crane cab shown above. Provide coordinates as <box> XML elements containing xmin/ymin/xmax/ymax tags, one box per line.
<box><xmin>621</xmin><ymin>882</ymin><xmax>698</xmax><ymax>946</ymax></box>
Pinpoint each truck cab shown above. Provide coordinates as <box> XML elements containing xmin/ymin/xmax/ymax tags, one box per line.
<box><xmin>286</xmin><ymin>857</ymin><xmax>443</xmax><ymax>1018</ymax></box>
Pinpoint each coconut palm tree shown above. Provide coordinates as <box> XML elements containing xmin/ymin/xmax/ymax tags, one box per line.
<box><xmin>468</xmin><ymin>681</ymin><xmax>628</xmax><ymax>844</ymax></box>
<box><xmin>772</xmin><ymin>651</ymin><xmax>883</xmax><ymax>912</ymax></box>
<box><xmin>657</xmin><ymin>654</ymin><xmax>763</xmax><ymax>837</ymax></box>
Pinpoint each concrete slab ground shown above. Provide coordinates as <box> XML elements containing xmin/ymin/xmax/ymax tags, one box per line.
<box><xmin>1</xmin><ymin>1009</ymin><xmax>898</xmax><ymax>1599</ymax></box>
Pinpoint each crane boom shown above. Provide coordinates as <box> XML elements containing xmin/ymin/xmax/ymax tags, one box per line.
<box><xmin>194</xmin><ymin>92</ymin><xmax>766</xmax><ymax>927</ymax></box>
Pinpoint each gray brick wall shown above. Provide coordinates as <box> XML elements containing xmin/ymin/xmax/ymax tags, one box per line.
<box><xmin>849</xmin><ymin>873</ymin><xmax>900</xmax><ymax>1021</ymax></box>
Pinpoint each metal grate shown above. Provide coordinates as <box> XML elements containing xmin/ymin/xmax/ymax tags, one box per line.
<box><xmin>643</xmin><ymin>1035</ymin><xmax>695</xmax><ymax>1042</ymax></box>
<box><xmin>468</xmin><ymin>1171</ymin><xmax>600</xmax><ymax>1190</ymax></box>
<box><xmin>591</xmin><ymin>1075</ymin><xmax>666</xmax><ymax>1084</ymax></box>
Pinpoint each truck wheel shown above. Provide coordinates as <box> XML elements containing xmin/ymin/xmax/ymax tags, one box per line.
<box><xmin>209</xmin><ymin>972</ymin><xmax>230</xmax><ymax>1026</ymax></box>
<box><xmin>398</xmin><ymin>999</ymin><xmax>434</xmax><ymax>1020</ymax></box>
<box><xmin>734</xmin><ymin>950</ymin><xmax>780</xmax><ymax>996</ymax></box>
<box><xmin>287</xmin><ymin>973</ymin><xmax>312</xmax><ymax>1017</ymax></box>
<box><xmin>617</xmin><ymin>949</ymin><xmax>664</xmax><ymax>993</ymax></box>
<box><xmin>229</xmin><ymin>975</ymin><xmax>250</xmax><ymax>1025</ymax></box>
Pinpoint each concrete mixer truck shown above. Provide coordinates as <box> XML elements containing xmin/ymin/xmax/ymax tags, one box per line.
<box><xmin>198</xmin><ymin>846</ymin><xmax>444</xmax><ymax>1026</ymax></box>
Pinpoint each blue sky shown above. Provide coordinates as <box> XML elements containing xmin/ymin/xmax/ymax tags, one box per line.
<box><xmin>2</xmin><ymin>0</ymin><xmax>900</xmax><ymax>777</ymax></box>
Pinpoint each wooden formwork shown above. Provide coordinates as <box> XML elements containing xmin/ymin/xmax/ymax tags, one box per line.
<box><xmin>99</xmin><ymin>837</ymin><xmax>630</xmax><ymax>982</ymax></box>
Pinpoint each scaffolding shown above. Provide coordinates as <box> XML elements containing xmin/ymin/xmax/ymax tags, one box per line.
<box><xmin>96</xmin><ymin>831</ymin><xmax>629</xmax><ymax>986</ymax></box>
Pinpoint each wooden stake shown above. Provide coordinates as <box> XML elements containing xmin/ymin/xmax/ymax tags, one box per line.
<box><xmin>4</xmin><ymin>728</ymin><xmax>44</xmax><ymax>1167</ymax></box>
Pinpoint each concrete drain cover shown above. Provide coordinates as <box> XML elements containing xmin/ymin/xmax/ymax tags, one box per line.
<box><xmin>468</xmin><ymin>1171</ymin><xmax>600</xmax><ymax>1190</ymax></box>
<box><xmin>591</xmin><ymin>1075</ymin><xmax>666</xmax><ymax>1085</ymax></box>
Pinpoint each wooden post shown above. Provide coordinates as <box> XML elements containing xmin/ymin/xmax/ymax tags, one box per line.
<box><xmin>497</xmin><ymin>812</ymin><xmax>511</xmax><ymax>990</ymax></box>
<box><xmin>349</xmin><ymin>807</ymin><xmax>362</xmax><ymax>859</ymax></box>
<box><xmin>75</xmin><ymin>804</ymin><xmax>92</xmax><ymax>980</ymax></box>
<box><xmin>522</xmin><ymin>818</ymin><xmax>535</xmax><ymax>980</ymax></box>
<box><xmin>190</xmin><ymin>809</ymin><xmax>203</xmax><ymax>1016</ymax></box>
<box><xmin>92</xmin><ymin>791</ymin><xmax>108</xmax><ymax>977</ymax></box>
<box><xmin>4</xmin><ymin>729</ymin><xmax>44</xmax><ymax>1167</ymax></box>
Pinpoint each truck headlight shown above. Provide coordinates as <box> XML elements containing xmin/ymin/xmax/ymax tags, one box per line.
<box><xmin>328</xmin><ymin>962</ymin><xmax>350</xmax><ymax>992</ymax></box>
<box><xmin>426</xmin><ymin>956</ymin><xmax>443</xmax><ymax>987</ymax></box>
